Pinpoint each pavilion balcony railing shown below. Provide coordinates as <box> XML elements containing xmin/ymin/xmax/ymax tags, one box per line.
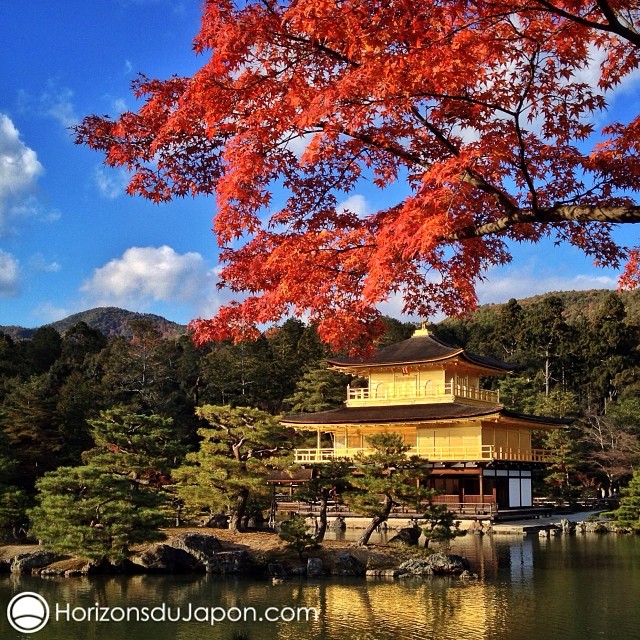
<box><xmin>293</xmin><ymin>445</ymin><xmax>554</xmax><ymax>464</ymax></box>
<box><xmin>346</xmin><ymin>383</ymin><xmax>499</xmax><ymax>405</ymax></box>
<box><xmin>275</xmin><ymin>497</ymin><xmax>497</xmax><ymax>517</ymax></box>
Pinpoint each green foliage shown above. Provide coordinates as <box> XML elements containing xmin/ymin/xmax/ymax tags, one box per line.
<box><xmin>345</xmin><ymin>433</ymin><xmax>431</xmax><ymax>546</ymax></box>
<box><xmin>278</xmin><ymin>515</ymin><xmax>319</xmax><ymax>560</ymax></box>
<box><xmin>542</xmin><ymin>427</ymin><xmax>584</xmax><ymax>503</ymax></box>
<box><xmin>293</xmin><ymin>460</ymin><xmax>352</xmax><ymax>542</ymax></box>
<box><xmin>285</xmin><ymin>364</ymin><xmax>348</xmax><ymax>413</ymax></box>
<box><xmin>83</xmin><ymin>408</ymin><xmax>184</xmax><ymax>480</ymax></box>
<box><xmin>59</xmin><ymin>321</ymin><xmax>108</xmax><ymax>367</ymax></box>
<box><xmin>534</xmin><ymin>390</ymin><xmax>581</xmax><ymax>418</ymax></box>
<box><xmin>0</xmin><ymin>485</ymin><xmax>29</xmax><ymax>539</ymax></box>
<box><xmin>607</xmin><ymin>397</ymin><xmax>640</xmax><ymax>436</ymax></box>
<box><xmin>27</xmin><ymin>327</ymin><xmax>63</xmax><ymax>374</ymax></box>
<box><xmin>498</xmin><ymin>377</ymin><xmax>538</xmax><ymax>414</ymax></box>
<box><xmin>29</xmin><ymin>410</ymin><xmax>180</xmax><ymax>561</ymax></box>
<box><xmin>420</xmin><ymin>502</ymin><xmax>465</xmax><ymax>549</ymax></box>
<box><xmin>610</xmin><ymin>471</ymin><xmax>640</xmax><ymax>531</ymax></box>
<box><xmin>198</xmin><ymin>320</ymin><xmax>327</xmax><ymax>412</ymax></box>
<box><xmin>0</xmin><ymin>432</ymin><xmax>29</xmax><ymax>539</ymax></box>
<box><xmin>2</xmin><ymin>295</ymin><xmax>640</xmax><ymax>535</ymax></box>
<box><xmin>97</xmin><ymin>320</ymin><xmax>177</xmax><ymax>412</ymax></box>
<box><xmin>172</xmin><ymin>405</ymin><xmax>293</xmax><ymax>531</ymax></box>
<box><xmin>494</xmin><ymin>299</ymin><xmax>526</xmax><ymax>359</ymax></box>
<box><xmin>1</xmin><ymin>374</ymin><xmax>65</xmax><ymax>487</ymax></box>
<box><xmin>584</xmin><ymin>293</ymin><xmax>637</xmax><ymax>408</ymax></box>
<box><xmin>29</xmin><ymin>465</ymin><xmax>167</xmax><ymax>561</ymax></box>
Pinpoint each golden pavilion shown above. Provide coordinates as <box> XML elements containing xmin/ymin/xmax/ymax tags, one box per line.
<box><xmin>281</xmin><ymin>327</ymin><xmax>567</xmax><ymax>514</ymax></box>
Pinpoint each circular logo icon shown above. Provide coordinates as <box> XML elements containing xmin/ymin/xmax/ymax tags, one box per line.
<box><xmin>6</xmin><ymin>592</ymin><xmax>50</xmax><ymax>634</ymax></box>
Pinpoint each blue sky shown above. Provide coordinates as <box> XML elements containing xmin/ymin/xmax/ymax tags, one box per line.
<box><xmin>1</xmin><ymin>1</ymin><xmax>639</xmax><ymax>329</ymax></box>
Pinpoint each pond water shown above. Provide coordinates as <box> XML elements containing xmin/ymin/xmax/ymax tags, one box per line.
<box><xmin>1</xmin><ymin>534</ymin><xmax>639</xmax><ymax>640</ymax></box>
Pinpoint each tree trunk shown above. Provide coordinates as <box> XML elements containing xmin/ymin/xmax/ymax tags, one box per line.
<box><xmin>314</xmin><ymin>490</ymin><xmax>329</xmax><ymax>543</ymax></box>
<box><xmin>545</xmin><ymin>348</ymin><xmax>551</xmax><ymax>397</ymax></box>
<box><xmin>229</xmin><ymin>488</ymin><xmax>249</xmax><ymax>532</ymax></box>
<box><xmin>355</xmin><ymin>495</ymin><xmax>393</xmax><ymax>547</ymax></box>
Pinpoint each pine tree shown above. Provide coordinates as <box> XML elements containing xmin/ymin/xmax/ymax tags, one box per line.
<box><xmin>29</xmin><ymin>465</ymin><xmax>167</xmax><ymax>561</ymax></box>
<box><xmin>521</xmin><ymin>296</ymin><xmax>571</xmax><ymax>397</ymax></box>
<box><xmin>1</xmin><ymin>374</ymin><xmax>64</xmax><ymax>488</ymax></box>
<box><xmin>83</xmin><ymin>409</ymin><xmax>184</xmax><ymax>482</ymax></box>
<box><xmin>344</xmin><ymin>433</ymin><xmax>431</xmax><ymax>546</ymax></box>
<box><xmin>420</xmin><ymin>502</ymin><xmax>465</xmax><ymax>549</ymax></box>
<box><xmin>0</xmin><ymin>431</ymin><xmax>29</xmax><ymax>540</ymax></box>
<box><xmin>97</xmin><ymin>320</ymin><xmax>180</xmax><ymax>413</ymax></box>
<box><xmin>493</xmin><ymin>299</ymin><xmax>526</xmax><ymax>360</ymax></box>
<box><xmin>29</xmin><ymin>410</ymin><xmax>182</xmax><ymax>562</ymax></box>
<box><xmin>172</xmin><ymin>405</ymin><xmax>292</xmax><ymax>531</ymax></box>
<box><xmin>543</xmin><ymin>427</ymin><xmax>584</xmax><ymax>504</ymax></box>
<box><xmin>611</xmin><ymin>471</ymin><xmax>640</xmax><ymax>532</ymax></box>
<box><xmin>587</xmin><ymin>293</ymin><xmax>636</xmax><ymax>409</ymax></box>
<box><xmin>278</xmin><ymin>515</ymin><xmax>319</xmax><ymax>560</ymax></box>
<box><xmin>294</xmin><ymin>460</ymin><xmax>351</xmax><ymax>542</ymax></box>
<box><xmin>284</xmin><ymin>364</ymin><xmax>348</xmax><ymax>413</ymax></box>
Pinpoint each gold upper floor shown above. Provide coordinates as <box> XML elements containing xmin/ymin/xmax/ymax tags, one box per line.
<box><xmin>347</xmin><ymin>381</ymin><xmax>499</xmax><ymax>406</ymax></box>
<box><xmin>345</xmin><ymin>366</ymin><xmax>499</xmax><ymax>408</ymax></box>
<box><xmin>328</xmin><ymin>327</ymin><xmax>509</xmax><ymax>409</ymax></box>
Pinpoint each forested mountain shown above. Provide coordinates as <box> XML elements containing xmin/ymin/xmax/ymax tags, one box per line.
<box><xmin>0</xmin><ymin>307</ymin><xmax>186</xmax><ymax>340</ymax></box>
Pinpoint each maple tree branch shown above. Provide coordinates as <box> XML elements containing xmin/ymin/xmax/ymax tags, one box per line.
<box><xmin>513</xmin><ymin>48</ymin><xmax>543</xmax><ymax>212</ymax></box>
<box><xmin>408</xmin><ymin>106</ymin><xmax>521</xmax><ymax>215</ymax></box>
<box><xmin>411</xmin><ymin>91</ymin><xmax>517</xmax><ymax>119</ymax></box>
<box><xmin>449</xmin><ymin>205</ymin><xmax>640</xmax><ymax>241</ymax></box>
<box><xmin>276</xmin><ymin>30</ymin><xmax>360</xmax><ymax>68</ymax></box>
<box><xmin>532</xmin><ymin>0</ymin><xmax>640</xmax><ymax>47</ymax></box>
<box><xmin>333</xmin><ymin>124</ymin><xmax>424</xmax><ymax>167</ymax></box>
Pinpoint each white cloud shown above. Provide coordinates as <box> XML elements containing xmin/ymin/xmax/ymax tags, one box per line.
<box><xmin>81</xmin><ymin>245</ymin><xmax>218</xmax><ymax>309</ymax></box>
<box><xmin>18</xmin><ymin>83</ymin><xmax>79</xmax><ymax>128</ymax></box>
<box><xmin>282</xmin><ymin>130</ymin><xmax>315</xmax><ymax>159</ymax></box>
<box><xmin>33</xmin><ymin>302</ymin><xmax>70</xmax><ymax>324</ymax></box>
<box><xmin>112</xmin><ymin>98</ymin><xmax>128</xmax><ymax>114</ymax></box>
<box><xmin>377</xmin><ymin>292</ymin><xmax>422</xmax><ymax>322</ymax></box>
<box><xmin>29</xmin><ymin>253</ymin><xmax>61</xmax><ymax>273</ymax></box>
<box><xmin>0</xmin><ymin>114</ymin><xmax>44</xmax><ymax>234</ymax></box>
<box><xmin>94</xmin><ymin>166</ymin><xmax>130</xmax><ymax>199</ymax></box>
<box><xmin>337</xmin><ymin>194</ymin><xmax>370</xmax><ymax>219</ymax></box>
<box><xmin>42</xmin><ymin>86</ymin><xmax>78</xmax><ymax>128</ymax></box>
<box><xmin>10</xmin><ymin>196</ymin><xmax>61</xmax><ymax>226</ymax></box>
<box><xmin>0</xmin><ymin>250</ymin><xmax>20</xmax><ymax>297</ymax></box>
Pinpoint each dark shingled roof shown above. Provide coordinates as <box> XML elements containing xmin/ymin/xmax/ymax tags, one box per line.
<box><xmin>282</xmin><ymin>403</ymin><xmax>501</xmax><ymax>425</ymax></box>
<box><xmin>282</xmin><ymin>403</ymin><xmax>571</xmax><ymax>427</ymax></box>
<box><xmin>326</xmin><ymin>332</ymin><xmax>517</xmax><ymax>372</ymax></box>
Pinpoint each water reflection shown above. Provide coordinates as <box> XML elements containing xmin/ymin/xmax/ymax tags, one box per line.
<box><xmin>1</xmin><ymin>535</ymin><xmax>639</xmax><ymax>640</ymax></box>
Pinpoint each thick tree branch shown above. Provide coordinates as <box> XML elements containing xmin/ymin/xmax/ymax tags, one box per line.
<box><xmin>532</xmin><ymin>0</ymin><xmax>640</xmax><ymax>47</ymax></box>
<box><xmin>450</xmin><ymin>205</ymin><xmax>640</xmax><ymax>240</ymax></box>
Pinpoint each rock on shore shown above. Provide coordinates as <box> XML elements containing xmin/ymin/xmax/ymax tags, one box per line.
<box><xmin>0</xmin><ymin>529</ymin><xmax>471</xmax><ymax>579</ymax></box>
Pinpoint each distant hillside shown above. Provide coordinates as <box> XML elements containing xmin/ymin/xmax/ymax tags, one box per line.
<box><xmin>474</xmin><ymin>289</ymin><xmax>640</xmax><ymax>326</ymax></box>
<box><xmin>0</xmin><ymin>307</ymin><xmax>187</xmax><ymax>340</ymax></box>
<box><xmin>2</xmin><ymin>289</ymin><xmax>639</xmax><ymax>342</ymax></box>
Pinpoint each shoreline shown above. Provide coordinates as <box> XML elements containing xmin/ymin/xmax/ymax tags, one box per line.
<box><xmin>0</xmin><ymin>527</ymin><xmax>473</xmax><ymax>580</ymax></box>
<box><xmin>0</xmin><ymin>510</ymin><xmax>626</xmax><ymax>580</ymax></box>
